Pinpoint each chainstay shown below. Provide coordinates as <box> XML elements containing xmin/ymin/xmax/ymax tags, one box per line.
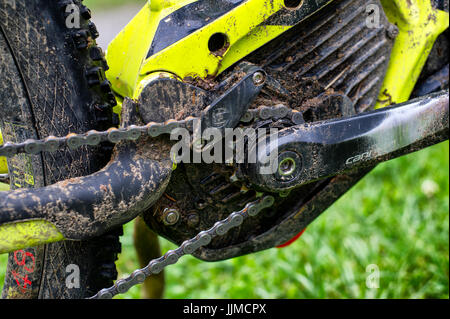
<box><xmin>89</xmin><ymin>195</ymin><xmax>275</xmax><ymax>299</ymax></box>
<box><xmin>0</xmin><ymin>104</ymin><xmax>302</xmax><ymax>157</ymax></box>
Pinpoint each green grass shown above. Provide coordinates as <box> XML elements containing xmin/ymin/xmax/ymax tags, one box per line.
<box><xmin>0</xmin><ymin>142</ymin><xmax>448</xmax><ymax>299</ymax></box>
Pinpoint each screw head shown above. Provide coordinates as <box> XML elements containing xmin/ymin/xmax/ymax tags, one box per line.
<box><xmin>252</xmin><ymin>72</ymin><xmax>266</xmax><ymax>86</ymax></box>
<box><xmin>162</xmin><ymin>208</ymin><xmax>180</xmax><ymax>226</ymax></box>
<box><xmin>274</xmin><ymin>150</ymin><xmax>302</xmax><ymax>182</ymax></box>
<box><xmin>386</xmin><ymin>25</ymin><xmax>399</xmax><ymax>39</ymax></box>
<box><xmin>278</xmin><ymin>157</ymin><xmax>296</xmax><ymax>176</ymax></box>
<box><xmin>187</xmin><ymin>213</ymin><xmax>200</xmax><ymax>228</ymax></box>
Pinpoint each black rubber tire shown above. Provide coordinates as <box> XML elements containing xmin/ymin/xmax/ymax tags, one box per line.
<box><xmin>0</xmin><ymin>0</ymin><xmax>121</xmax><ymax>299</ymax></box>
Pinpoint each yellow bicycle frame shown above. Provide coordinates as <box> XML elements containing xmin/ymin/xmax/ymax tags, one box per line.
<box><xmin>376</xmin><ymin>0</ymin><xmax>449</xmax><ymax>108</ymax></box>
<box><xmin>0</xmin><ymin>0</ymin><xmax>448</xmax><ymax>252</ymax></box>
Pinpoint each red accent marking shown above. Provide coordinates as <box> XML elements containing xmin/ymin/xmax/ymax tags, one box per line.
<box><xmin>276</xmin><ymin>228</ymin><xmax>306</xmax><ymax>248</ymax></box>
<box><xmin>11</xmin><ymin>249</ymin><xmax>36</xmax><ymax>292</ymax></box>
<box><xmin>14</xmin><ymin>250</ymin><xmax>35</xmax><ymax>273</ymax></box>
<box><xmin>11</xmin><ymin>270</ymin><xmax>22</xmax><ymax>287</ymax></box>
<box><xmin>22</xmin><ymin>274</ymin><xmax>32</xmax><ymax>289</ymax></box>
<box><xmin>23</xmin><ymin>252</ymin><xmax>35</xmax><ymax>273</ymax></box>
<box><xmin>14</xmin><ymin>250</ymin><xmax>26</xmax><ymax>266</ymax></box>
<box><xmin>11</xmin><ymin>270</ymin><xmax>32</xmax><ymax>291</ymax></box>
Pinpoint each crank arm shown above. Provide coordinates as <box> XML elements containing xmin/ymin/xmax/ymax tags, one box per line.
<box><xmin>245</xmin><ymin>90</ymin><xmax>449</xmax><ymax>192</ymax></box>
<box><xmin>0</xmin><ymin>101</ymin><xmax>172</xmax><ymax>253</ymax></box>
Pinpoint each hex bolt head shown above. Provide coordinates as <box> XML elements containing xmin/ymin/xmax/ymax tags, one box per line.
<box><xmin>252</xmin><ymin>72</ymin><xmax>266</xmax><ymax>86</ymax></box>
<box><xmin>162</xmin><ymin>208</ymin><xmax>180</xmax><ymax>226</ymax></box>
<box><xmin>386</xmin><ymin>25</ymin><xmax>399</xmax><ymax>39</ymax></box>
<box><xmin>274</xmin><ymin>150</ymin><xmax>302</xmax><ymax>182</ymax></box>
<box><xmin>278</xmin><ymin>157</ymin><xmax>296</xmax><ymax>176</ymax></box>
<box><xmin>187</xmin><ymin>213</ymin><xmax>200</xmax><ymax>228</ymax></box>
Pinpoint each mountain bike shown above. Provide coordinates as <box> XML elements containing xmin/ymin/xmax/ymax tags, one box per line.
<box><xmin>0</xmin><ymin>0</ymin><xmax>448</xmax><ymax>299</ymax></box>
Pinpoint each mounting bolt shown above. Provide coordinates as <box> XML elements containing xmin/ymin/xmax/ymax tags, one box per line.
<box><xmin>386</xmin><ymin>25</ymin><xmax>399</xmax><ymax>39</ymax></box>
<box><xmin>275</xmin><ymin>150</ymin><xmax>302</xmax><ymax>182</ymax></box>
<box><xmin>252</xmin><ymin>72</ymin><xmax>266</xmax><ymax>86</ymax></box>
<box><xmin>278</xmin><ymin>157</ymin><xmax>296</xmax><ymax>176</ymax></box>
<box><xmin>187</xmin><ymin>213</ymin><xmax>200</xmax><ymax>228</ymax></box>
<box><xmin>162</xmin><ymin>208</ymin><xmax>180</xmax><ymax>226</ymax></box>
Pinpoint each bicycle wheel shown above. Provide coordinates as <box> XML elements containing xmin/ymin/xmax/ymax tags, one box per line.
<box><xmin>0</xmin><ymin>0</ymin><xmax>120</xmax><ymax>299</ymax></box>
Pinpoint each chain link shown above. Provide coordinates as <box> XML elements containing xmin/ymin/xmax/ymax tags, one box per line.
<box><xmin>0</xmin><ymin>120</ymin><xmax>189</xmax><ymax>157</ymax></box>
<box><xmin>89</xmin><ymin>195</ymin><xmax>275</xmax><ymax>299</ymax></box>
<box><xmin>0</xmin><ymin>104</ymin><xmax>301</xmax><ymax>158</ymax></box>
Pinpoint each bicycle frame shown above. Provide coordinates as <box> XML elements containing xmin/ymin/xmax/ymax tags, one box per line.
<box><xmin>105</xmin><ymin>0</ymin><xmax>448</xmax><ymax>108</ymax></box>
<box><xmin>0</xmin><ymin>0</ymin><xmax>448</xmax><ymax>253</ymax></box>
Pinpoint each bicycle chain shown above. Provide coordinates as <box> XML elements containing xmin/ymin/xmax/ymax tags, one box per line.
<box><xmin>89</xmin><ymin>195</ymin><xmax>275</xmax><ymax>299</ymax></box>
<box><xmin>0</xmin><ymin>104</ymin><xmax>303</xmax><ymax>157</ymax></box>
<box><xmin>1</xmin><ymin>103</ymin><xmax>297</xmax><ymax>299</ymax></box>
